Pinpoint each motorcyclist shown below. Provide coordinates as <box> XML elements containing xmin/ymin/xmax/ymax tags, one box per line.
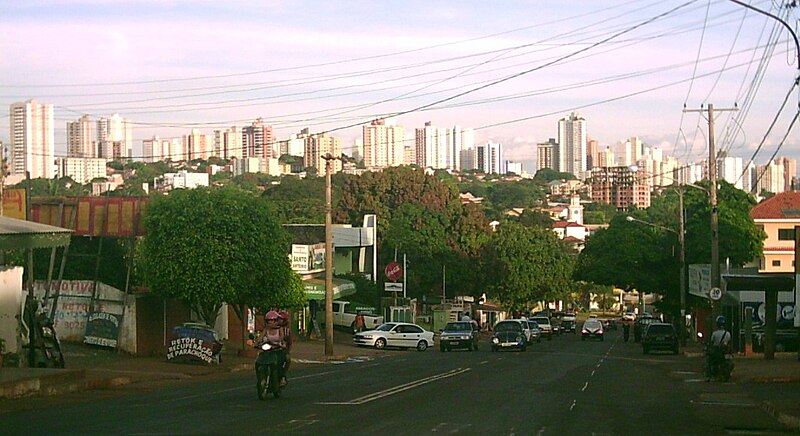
<box><xmin>707</xmin><ymin>315</ymin><xmax>731</xmax><ymax>379</ymax></box>
<box><xmin>260</xmin><ymin>310</ymin><xmax>291</xmax><ymax>386</ymax></box>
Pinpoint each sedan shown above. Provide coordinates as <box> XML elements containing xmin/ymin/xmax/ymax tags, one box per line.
<box><xmin>581</xmin><ymin>320</ymin><xmax>604</xmax><ymax>341</ymax></box>
<box><xmin>642</xmin><ymin>323</ymin><xmax>679</xmax><ymax>355</ymax></box>
<box><xmin>526</xmin><ymin>320</ymin><xmax>542</xmax><ymax>343</ymax></box>
<box><xmin>490</xmin><ymin>320</ymin><xmax>528</xmax><ymax>352</ymax></box>
<box><xmin>353</xmin><ymin>322</ymin><xmax>434</xmax><ymax>351</ymax></box>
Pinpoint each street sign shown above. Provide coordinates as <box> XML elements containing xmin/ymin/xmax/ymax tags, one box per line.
<box><xmin>384</xmin><ymin>262</ymin><xmax>403</xmax><ymax>281</ymax></box>
<box><xmin>708</xmin><ymin>287</ymin><xmax>723</xmax><ymax>301</ymax></box>
<box><xmin>384</xmin><ymin>282</ymin><xmax>403</xmax><ymax>293</ymax></box>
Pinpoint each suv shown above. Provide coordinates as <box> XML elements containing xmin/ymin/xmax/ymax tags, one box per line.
<box><xmin>642</xmin><ymin>323</ymin><xmax>679</xmax><ymax>355</ymax></box>
<box><xmin>561</xmin><ymin>312</ymin><xmax>577</xmax><ymax>333</ymax></box>
<box><xmin>531</xmin><ymin>316</ymin><xmax>553</xmax><ymax>340</ymax></box>
<box><xmin>439</xmin><ymin>321</ymin><xmax>480</xmax><ymax>352</ymax></box>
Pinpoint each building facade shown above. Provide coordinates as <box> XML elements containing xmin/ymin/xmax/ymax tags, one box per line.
<box><xmin>589</xmin><ymin>166</ymin><xmax>651</xmax><ymax>210</ymax></box>
<box><xmin>536</xmin><ymin>138</ymin><xmax>557</xmax><ymax>171</ymax></box>
<box><xmin>305</xmin><ymin>133</ymin><xmax>342</xmax><ymax>174</ymax></box>
<box><xmin>67</xmin><ymin>115</ymin><xmax>94</xmax><ymax>158</ymax></box>
<box><xmin>557</xmin><ymin>112</ymin><xmax>587</xmax><ymax>177</ymax></box>
<box><xmin>750</xmin><ymin>192</ymin><xmax>800</xmax><ymax>273</ymax></box>
<box><xmin>362</xmin><ymin>118</ymin><xmax>405</xmax><ymax>169</ymax></box>
<box><xmin>56</xmin><ymin>157</ymin><xmax>107</xmax><ymax>184</ymax></box>
<box><xmin>97</xmin><ymin>113</ymin><xmax>133</xmax><ymax>160</ymax></box>
<box><xmin>9</xmin><ymin>99</ymin><xmax>55</xmax><ymax>179</ymax></box>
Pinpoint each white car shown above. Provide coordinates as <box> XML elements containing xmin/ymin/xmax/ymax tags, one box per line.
<box><xmin>353</xmin><ymin>322</ymin><xmax>435</xmax><ymax>351</ymax></box>
<box><xmin>623</xmin><ymin>311</ymin><xmax>636</xmax><ymax>321</ymax></box>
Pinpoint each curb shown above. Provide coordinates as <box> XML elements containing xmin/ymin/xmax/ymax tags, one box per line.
<box><xmin>760</xmin><ymin>400</ymin><xmax>800</xmax><ymax>431</ymax></box>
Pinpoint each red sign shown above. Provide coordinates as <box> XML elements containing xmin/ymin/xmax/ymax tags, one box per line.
<box><xmin>384</xmin><ymin>262</ymin><xmax>403</xmax><ymax>281</ymax></box>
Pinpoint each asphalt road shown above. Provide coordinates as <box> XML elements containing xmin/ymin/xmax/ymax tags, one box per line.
<box><xmin>2</xmin><ymin>329</ymin><xmax>790</xmax><ymax>435</ymax></box>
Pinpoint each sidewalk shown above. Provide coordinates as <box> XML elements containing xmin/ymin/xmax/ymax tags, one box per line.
<box><xmin>683</xmin><ymin>342</ymin><xmax>800</xmax><ymax>431</ymax></box>
<box><xmin>0</xmin><ymin>330</ymin><xmax>384</xmax><ymax>400</ymax></box>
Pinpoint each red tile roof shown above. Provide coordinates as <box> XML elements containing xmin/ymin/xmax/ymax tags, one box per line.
<box><xmin>553</xmin><ymin>221</ymin><xmax>584</xmax><ymax>228</ymax></box>
<box><xmin>751</xmin><ymin>192</ymin><xmax>800</xmax><ymax>219</ymax></box>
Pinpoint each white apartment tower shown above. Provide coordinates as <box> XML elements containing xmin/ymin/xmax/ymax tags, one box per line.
<box><xmin>97</xmin><ymin>113</ymin><xmax>133</xmax><ymax>160</ymax></box>
<box><xmin>362</xmin><ymin>118</ymin><xmax>405</xmax><ymax>169</ymax></box>
<box><xmin>537</xmin><ymin>138</ymin><xmax>557</xmax><ymax>171</ymax></box>
<box><xmin>557</xmin><ymin>112</ymin><xmax>587</xmax><ymax>177</ymax></box>
<box><xmin>242</xmin><ymin>118</ymin><xmax>275</xmax><ymax>159</ymax></box>
<box><xmin>415</xmin><ymin>122</ymin><xmax>448</xmax><ymax>169</ymax></box>
<box><xmin>67</xmin><ymin>115</ymin><xmax>94</xmax><ymax>158</ymax></box>
<box><xmin>477</xmin><ymin>141</ymin><xmax>503</xmax><ymax>174</ymax></box>
<box><xmin>449</xmin><ymin>126</ymin><xmax>471</xmax><ymax>171</ymax></box>
<box><xmin>9</xmin><ymin>99</ymin><xmax>55</xmax><ymax>179</ymax></box>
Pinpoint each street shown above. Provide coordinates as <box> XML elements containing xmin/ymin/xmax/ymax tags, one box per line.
<box><xmin>2</xmin><ymin>329</ymin><xmax>790</xmax><ymax>435</ymax></box>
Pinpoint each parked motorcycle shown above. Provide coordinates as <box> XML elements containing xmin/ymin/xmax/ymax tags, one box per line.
<box><xmin>252</xmin><ymin>338</ymin><xmax>286</xmax><ymax>400</ymax></box>
<box><xmin>697</xmin><ymin>332</ymin><xmax>733</xmax><ymax>382</ymax></box>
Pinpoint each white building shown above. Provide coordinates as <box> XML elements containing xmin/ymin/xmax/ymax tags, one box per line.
<box><xmin>449</xmin><ymin>126</ymin><xmax>471</xmax><ymax>171</ymax></box>
<box><xmin>476</xmin><ymin>141</ymin><xmax>503</xmax><ymax>174</ymax></box>
<box><xmin>213</xmin><ymin>126</ymin><xmax>243</xmax><ymax>160</ymax></box>
<box><xmin>718</xmin><ymin>155</ymin><xmax>744</xmax><ymax>190</ymax></box>
<box><xmin>232</xmin><ymin>157</ymin><xmax>280</xmax><ymax>177</ymax></box>
<box><xmin>9</xmin><ymin>99</ymin><xmax>55</xmax><ymax>179</ymax></box>
<box><xmin>557</xmin><ymin>112</ymin><xmax>587</xmax><ymax>177</ymax></box>
<box><xmin>304</xmin><ymin>134</ymin><xmax>342</xmax><ymax>174</ymax></box>
<box><xmin>143</xmin><ymin>136</ymin><xmax>183</xmax><ymax>162</ymax></box>
<box><xmin>56</xmin><ymin>157</ymin><xmax>107</xmax><ymax>184</ymax></box>
<box><xmin>97</xmin><ymin>113</ymin><xmax>133</xmax><ymax>160</ymax></box>
<box><xmin>415</xmin><ymin>122</ymin><xmax>448</xmax><ymax>169</ymax></box>
<box><xmin>159</xmin><ymin>170</ymin><xmax>209</xmax><ymax>190</ymax></box>
<box><xmin>506</xmin><ymin>161</ymin><xmax>523</xmax><ymax>175</ymax></box>
<box><xmin>183</xmin><ymin>129</ymin><xmax>213</xmax><ymax>161</ymax></box>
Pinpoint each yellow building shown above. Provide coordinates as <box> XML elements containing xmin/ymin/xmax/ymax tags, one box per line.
<box><xmin>750</xmin><ymin>192</ymin><xmax>800</xmax><ymax>273</ymax></box>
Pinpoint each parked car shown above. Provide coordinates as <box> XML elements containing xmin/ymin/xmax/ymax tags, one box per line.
<box><xmin>581</xmin><ymin>319</ymin><xmax>604</xmax><ymax>341</ymax></box>
<box><xmin>634</xmin><ymin>317</ymin><xmax>658</xmax><ymax>342</ymax></box>
<box><xmin>642</xmin><ymin>323</ymin><xmax>679</xmax><ymax>355</ymax></box>
<box><xmin>517</xmin><ymin>318</ymin><xmax>534</xmax><ymax>343</ymax></box>
<box><xmin>353</xmin><ymin>322</ymin><xmax>434</xmax><ymax>351</ymax></box>
<box><xmin>561</xmin><ymin>313</ymin><xmax>577</xmax><ymax>333</ymax></box>
<box><xmin>490</xmin><ymin>320</ymin><xmax>528</xmax><ymax>352</ymax></box>
<box><xmin>622</xmin><ymin>311</ymin><xmax>636</xmax><ymax>321</ymax></box>
<box><xmin>526</xmin><ymin>320</ymin><xmax>542</xmax><ymax>343</ymax></box>
<box><xmin>531</xmin><ymin>316</ymin><xmax>553</xmax><ymax>340</ymax></box>
<box><xmin>439</xmin><ymin>321</ymin><xmax>480</xmax><ymax>352</ymax></box>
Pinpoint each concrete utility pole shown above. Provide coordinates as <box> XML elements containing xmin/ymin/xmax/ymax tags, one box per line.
<box><xmin>677</xmin><ymin>189</ymin><xmax>687</xmax><ymax>346</ymax></box>
<box><xmin>683</xmin><ymin>104</ymin><xmax>737</xmax><ymax>320</ymax></box>
<box><xmin>323</xmin><ymin>154</ymin><xmax>336</xmax><ymax>357</ymax></box>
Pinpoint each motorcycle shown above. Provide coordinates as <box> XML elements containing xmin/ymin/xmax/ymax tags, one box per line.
<box><xmin>697</xmin><ymin>332</ymin><xmax>733</xmax><ymax>382</ymax></box>
<box><xmin>252</xmin><ymin>337</ymin><xmax>286</xmax><ymax>400</ymax></box>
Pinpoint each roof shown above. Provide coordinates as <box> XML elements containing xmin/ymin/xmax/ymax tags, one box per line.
<box><xmin>553</xmin><ymin>221</ymin><xmax>584</xmax><ymax>228</ymax></box>
<box><xmin>0</xmin><ymin>216</ymin><xmax>72</xmax><ymax>250</ymax></box>
<box><xmin>751</xmin><ymin>192</ymin><xmax>800</xmax><ymax>219</ymax></box>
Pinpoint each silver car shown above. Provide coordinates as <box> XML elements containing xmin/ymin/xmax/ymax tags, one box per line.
<box><xmin>526</xmin><ymin>320</ymin><xmax>542</xmax><ymax>343</ymax></box>
<box><xmin>353</xmin><ymin>322</ymin><xmax>435</xmax><ymax>351</ymax></box>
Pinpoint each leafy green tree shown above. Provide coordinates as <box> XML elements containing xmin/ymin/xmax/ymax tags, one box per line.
<box><xmin>484</xmin><ymin>180</ymin><xmax>546</xmax><ymax>215</ymax></box>
<box><xmin>480</xmin><ymin>222</ymin><xmax>574</xmax><ymax>312</ymax></box>
<box><xmin>533</xmin><ymin>168</ymin><xmax>576</xmax><ymax>182</ymax></box>
<box><xmin>140</xmin><ymin>187</ymin><xmax>305</xmax><ymax>334</ymax></box>
<box><xmin>583</xmin><ymin>202</ymin><xmax>619</xmax><ymax>224</ymax></box>
<box><xmin>517</xmin><ymin>209</ymin><xmax>555</xmax><ymax>228</ymax></box>
<box><xmin>262</xmin><ymin>176</ymin><xmax>327</xmax><ymax>223</ymax></box>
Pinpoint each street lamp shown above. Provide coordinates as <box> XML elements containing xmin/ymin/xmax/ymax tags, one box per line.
<box><xmin>626</xmin><ymin>215</ymin><xmax>686</xmax><ymax>345</ymax></box>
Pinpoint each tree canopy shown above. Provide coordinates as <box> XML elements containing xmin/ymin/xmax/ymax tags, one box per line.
<box><xmin>140</xmin><ymin>186</ymin><xmax>305</xmax><ymax>326</ymax></box>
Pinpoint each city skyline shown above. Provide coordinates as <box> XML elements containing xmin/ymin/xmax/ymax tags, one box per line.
<box><xmin>2</xmin><ymin>1</ymin><xmax>798</xmax><ymax>173</ymax></box>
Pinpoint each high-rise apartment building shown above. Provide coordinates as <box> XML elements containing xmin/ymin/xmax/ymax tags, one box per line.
<box><xmin>56</xmin><ymin>157</ymin><xmax>106</xmax><ymax>184</ymax></box>
<box><xmin>242</xmin><ymin>118</ymin><xmax>275</xmax><ymax>159</ymax></box>
<box><xmin>557</xmin><ymin>112</ymin><xmax>587</xmax><ymax>177</ymax></box>
<box><xmin>448</xmin><ymin>126</ymin><xmax>471</xmax><ymax>171</ymax></box>
<box><xmin>717</xmin><ymin>154</ymin><xmax>745</xmax><ymax>190</ymax></box>
<box><xmin>776</xmin><ymin>156</ymin><xmax>797</xmax><ymax>192</ymax></box>
<box><xmin>213</xmin><ymin>126</ymin><xmax>243</xmax><ymax>159</ymax></box>
<box><xmin>362</xmin><ymin>118</ymin><xmax>405</xmax><ymax>169</ymax></box>
<box><xmin>586</xmin><ymin>137</ymin><xmax>599</xmax><ymax>170</ymax></box>
<box><xmin>755</xmin><ymin>159</ymin><xmax>786</xmax><ymax>195</ymax></box>
<box><xmin>618</xmin><ymin>136</ymin><xmax>643</xmax><ymax>167</ymax></box>
<box><xmin>460</xmin><ymin>148</ymin><xmax>476</xmax><ymax>171</ymax></box>
<box><xmin>476</xmin><ymin>141</ymin><xmax>503</xmax><ymax>174</ymax></box>
<box><xmin>415</xmin><ymin>122</ymin><xmax>448</xmax><ymax>169</ymax></box>
<box><xmin>183</xmin><ymin>129</ymin><xmax>213</xmax><ymax>161</ymax></box>
<box><xmin>67</xmin><ymin>115</ymin><xmax>94</xmax><ymax>158</ymax></box>
<box><xmin>97</xmin><ymin>113</ymin><xmax>133</xmax><ymax>160</ymax></box>
<box><xmin>597</xmin><ymin>146</ymin><xmax>615</xmax><ymax>168</ymax></box>
<box><xmin>143</xmin><ymin>136</ymin><xmax>183</xmax><ymax>162</ymax></box>
<box><xmin>9</xmin><ymin>99</ymin><xmax>55</xmax><ymax>179</ymax></box>
<box><xmin>536</xmin><ymin>138</ymin><xmax>557</xmax><ymax>171</ymax></box>
<box><xmin>304</xmin><ymin>133</ymin><xmax>342</xmax><ymax>174</ymax></box>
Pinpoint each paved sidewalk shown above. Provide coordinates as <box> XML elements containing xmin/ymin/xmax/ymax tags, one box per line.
<box><xmin>682</xmin><ymin>342</ymin><xmax>800</xmax><ymax>431</ymax></box>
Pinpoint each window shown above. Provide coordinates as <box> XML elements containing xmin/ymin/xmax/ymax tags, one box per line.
<box><xmin>778</xmin><ymin>228</ymin><xmax>795</xmax><ymax>241</ymax></box>
<box><xmin>772</xmin><ymin>260</ymin><xmax>781</xmax><ymax>267</ymax></box>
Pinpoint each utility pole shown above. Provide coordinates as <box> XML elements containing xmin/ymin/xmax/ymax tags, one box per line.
<box><xmin>323</xmin><ymin>154</ymin><xmax>336</xmax><ymax>357</ymax></box>
<box><xmin>677</xmin><ymin>188</ymin><xmax>687</xmax><ymax>346</ymax></box>
<box><xmin>683</xmin><ymin>103</ymin><xmax>737</xmax><ymax>322</ymax></box>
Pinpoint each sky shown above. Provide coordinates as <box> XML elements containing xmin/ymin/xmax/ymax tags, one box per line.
<box><xmin>1</xmin><ymin>0</ymin><xmax>799</xmax><ymax>174</ymax></box>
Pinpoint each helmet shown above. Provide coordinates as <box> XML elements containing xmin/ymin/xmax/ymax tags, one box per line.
<box><xmin>715</xmin><ymin>315</ymin><xmax>726</xmax><ymax>327</ymax></box>
<box><xmin>265</xmin><ymin>310</ymin><xmax>280</xmax><ymax>321</ymax></box>
<box><xmin>278</xmin><ymin>311</ymin><xmax>289</xmax><ymax>320</ymax></box>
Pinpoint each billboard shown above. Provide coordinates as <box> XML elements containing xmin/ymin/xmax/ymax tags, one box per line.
<box><xmin>290</xmin><ymin>243</ymin><xmax>325</xmax><ymax>273</ymax></box>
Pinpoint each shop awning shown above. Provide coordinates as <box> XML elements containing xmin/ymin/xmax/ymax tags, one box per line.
<box><xmin>475</xmin><ymin>302</ymin><xmax>505</xmax><ymax>312</ymax></box>
<box><xmin>303</xmin><ymin>277</ymin><xmax>356</xmax><ymax>300</ymax></box>
<box><xmin>0</xmin><ymin>215</ymin><xmax>72</xmax><ymax>250</ymax></box>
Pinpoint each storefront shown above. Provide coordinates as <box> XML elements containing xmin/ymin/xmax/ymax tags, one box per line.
<box><xmin>300</xmin><ymin>276</ymin><xmax>356</xmax><ymax>337</ymax></box>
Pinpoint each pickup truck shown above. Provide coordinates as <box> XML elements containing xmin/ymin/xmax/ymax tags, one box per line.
<box><xmin>317</xmin><ymin>300</ymin><xmax>384</xmax><ymax>332</ymax></box>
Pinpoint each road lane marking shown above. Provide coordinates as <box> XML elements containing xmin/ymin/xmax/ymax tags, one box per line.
<box><xmin>590</xmin><ymin>369</ymin><xmax>596</xmax><ymax>377</ymax></box>
<box><xmin>161</xmin><ymin>370</ymin><xmax>340</xmax><ymax>402</ymax></box>
<box><xmin>580</xmin><ymin>381</ymin><xmax>589</xmax><ymax>392</ymax></box>
<box><xmin>479</xmin><ymin>360</ymin><xmax>489</xmax><ymax>365</ymax></box>
<box><xmin>569</xmin><ymin>400</ymin><xmax>577</xmax><ymax>411</ymax></box>
<box><xmin>316</xmin><ymin>368</ymin><xmax>471</xmax><ymax>405</ymax></box>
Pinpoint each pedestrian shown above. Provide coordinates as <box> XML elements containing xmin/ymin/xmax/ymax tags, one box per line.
<box><xmin>354</xmin><ymin>312</ymin><xmax>365</xmax><ymax>333</ymax></box>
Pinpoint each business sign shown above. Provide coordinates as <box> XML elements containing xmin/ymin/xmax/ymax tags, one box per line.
<box><xmin>166</xmin><ymin>325</ymin><xmax>221</xmax><ymax>364</ymax></box>
<box><xmin>743</xmin><ymin>302</ymin><xmax>796</xmax><ymax>328</ymax></box>
<box><xmin>384</xmin><ymin>262</ymin><xmax>403</xmax><ymax>281</ymax></box>
<box><xmin>84</xmin><ymin>311</ymin><xmax>121</xmax><ymax>348</ymax></box>
<box><xmin>290</xmin><ymin>243</ymin><xmax>325</xmax><ymax>273</ymax></box>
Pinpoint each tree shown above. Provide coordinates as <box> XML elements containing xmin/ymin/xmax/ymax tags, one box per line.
<box><xmin>480</xmin><ymin>222</ymin><xmax>574</xmax><ymax>312</ymax></box>
<box><xmin>517</xmin><ymin>209</ymin><xmax>555</xmax><ymax>228</ymax></box>
<box><xmin>533</xmin><ymin>168</ymin><xmax>576</xmax><ymax>182</ymax></box>
<box><xmin>140</xmin><ymin>187</ymin><xmax>305</xmax><ymax>343</ymax></box>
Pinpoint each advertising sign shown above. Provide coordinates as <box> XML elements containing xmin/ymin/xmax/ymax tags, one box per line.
<box><xmin>384</xmin><ymin>262</ymin><xmax>403</xmax><ymax>281</ymax></box>
<box><xmin>166</xmin><ymin>325</ymin><xmax>222</xmax><ymax>364</ymax></box>
<box><xmin>384</xmin><ymin>282</ymin><xmax>403</xmax><ymax>293</ymax></box>
<box><xmin>290</xmin><ymin>243</ymin><xmax>325</xmax><ymax>273</ymax></box>
<box><xmin>84</xmin><ymin>311</ymin><xmax>122</xmax><ymax>348</ymax></box>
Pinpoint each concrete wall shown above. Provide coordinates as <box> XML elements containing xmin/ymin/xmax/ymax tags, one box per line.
<box><xmin>0</xmin><ymin>267</ymin><xmax>23</xmax><ymax>354</ymax></box>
